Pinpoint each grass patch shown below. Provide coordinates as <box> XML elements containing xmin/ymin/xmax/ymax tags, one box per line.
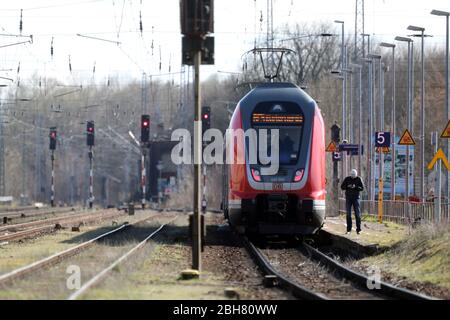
<box><xmin>359</xmin><ymin>223</ymin><xmax>450</xmax><ymax>289</ymax></box>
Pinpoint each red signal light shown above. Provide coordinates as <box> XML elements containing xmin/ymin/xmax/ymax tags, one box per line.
<box><xmin>203</xmin><ymin>114</ymin><xmax>209</xmax><ymax>120</ymax></box>
<box><xmin>143</xmin><ymin>120</ymin><xmax>149</xmax><ymax>127</ymax></box>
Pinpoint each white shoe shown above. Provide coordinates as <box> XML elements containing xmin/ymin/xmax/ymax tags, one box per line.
<box><xmin>346</xmin><ymin>231</ymin><xmax>351</xmax><ymax>235</ymax></box>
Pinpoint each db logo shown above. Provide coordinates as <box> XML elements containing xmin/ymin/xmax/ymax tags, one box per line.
<box><xmin>273</xmin><ymin>183</ymin><xmax>283</xmax><ymax>191</ymax></box>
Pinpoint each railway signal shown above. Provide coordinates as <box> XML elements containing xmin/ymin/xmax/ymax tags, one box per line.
<box><xmin>141</xmin><ymin>114</ymin><xmax>150</xmax><ymax>143</ymax></box>
<box><xmin>49</xmin><ymin>127</ymin><xmax>57</xmax><ymax>150</ymax></box>
<box><xmin>140</xmin><ymin>115</ymin><xmax>150</xmax><ymax>209</ymax></box>
<box><xmin>201</xmin><ymin>106</ymin><xmax>211</xmax><ymax>135</ymax></box>
<box><xmin>86</xmin><ymin>121</ymin><xmax>95</xmax><ymax>146</ymax></box>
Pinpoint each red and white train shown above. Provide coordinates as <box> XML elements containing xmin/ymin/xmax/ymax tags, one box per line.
<box><xmin>222</xmin><ymin>82</ymin><xmax>326</xmax><ymax>236</ymax></box>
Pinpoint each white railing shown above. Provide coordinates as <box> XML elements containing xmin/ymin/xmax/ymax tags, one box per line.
<box><xmin>338</xmin><ymin>198</ymin><xmax>450</xmax><ymax>225</ymax></box>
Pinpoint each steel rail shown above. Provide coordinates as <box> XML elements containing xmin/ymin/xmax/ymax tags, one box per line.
<box><xmin>68</xmin><ymin>217</ymin><xmax>178</xmax><ymax>300</ymax></box>
<box><xmin>0</xmin><ymin>215</ymin><xmax>162</xmax><ymax>286</ymax></box>
<box><xmin>301</xmin><ymin>243</ymin><xmax>436</xmax><ymax>300</ymax></box>
<box><xmin>241</xmin><ymin>237</ymin><xmax>328</xmax><ymax>300</ymax></box>
<box><xmin>2</xmin><ymin>207</ymin><xmax>77</xmax><ymax>221</ymax></box>
<box><xmin>0</xmin><ymin>210</ymin><xmax>122</xmax><ymax>242</ymax></box>
<box><xmin>0</xmin><ymin>209</ymin><xmax>116</xmax><ymax>233</ymax></box>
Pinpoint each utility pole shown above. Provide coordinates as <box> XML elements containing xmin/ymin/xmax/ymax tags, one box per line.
<box><xmin>181</xmin><ymin>0</ymin><xmax>215</xmax><ymax>272</ymax></box>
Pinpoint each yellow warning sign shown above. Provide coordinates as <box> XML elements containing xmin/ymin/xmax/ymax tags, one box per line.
<box><xmin>441</xmin><ymin>120</ymin><xmax>450</xmax><ymax>138</ymax></box>
<box><xmin>398</xmin><ymin>130</ymin><xmax>416</xmax><ymax>146</ymax></box>
<box><xmin>326</xmin><ymin>142</ymin><xmax>338</xmax><ymax>153</ymax></box>
<box><xmin>428</xmin><ymin>148</ymin><xmax>450</xmax><ymax>170</ymax></box>
<box><xmin>376</xmin><ymin>147</ymin><xmax>391</xmax><ymax>154</ymax></box>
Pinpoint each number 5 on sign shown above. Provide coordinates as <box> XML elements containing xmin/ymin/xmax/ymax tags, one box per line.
<box><xmin>375</xmin><ymin>132</ymin><xmax>391</xmax><ymax>148</ymax></box>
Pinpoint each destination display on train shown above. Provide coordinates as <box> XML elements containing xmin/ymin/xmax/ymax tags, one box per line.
<box><xmin>252</xmin><ymin>113</ymin><xmax>304</xmax><ymax>125</ymax></box>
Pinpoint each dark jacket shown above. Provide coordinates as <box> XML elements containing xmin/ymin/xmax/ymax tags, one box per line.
<box><xmin>341</xmin><ymin>176</ymin><xmax>364</xmax><ymax>199</ymax></box>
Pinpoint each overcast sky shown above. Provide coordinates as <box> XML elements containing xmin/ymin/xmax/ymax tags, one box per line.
<box><xmin>0</xmin><ymin>0</ymin><xmax>448</xmax><ymax>87</ymax></box>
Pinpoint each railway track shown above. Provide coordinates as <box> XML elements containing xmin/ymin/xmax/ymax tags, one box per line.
<box><xmin>68</xmin><ymin>217</ymin><xmax>177</xmax><ymax>300</ymax></box>
<box><xmin>300</xmin><ymin>242</ymin><xmax>435</xmax><ymax>300</ymax></box>
<box><xmin>0</xmin><ymin>209</ymin><xmax>123</xmax><ymax>242</ymax></box>
<box><xmin>2</xmin><ymin>207</ymin><xmax>78</xmax><ymax>224</ymax></box>
<box><xmin>242</xmin><ymin>237</ymin><xmax>435</xmax><ymax>300</ymax></box>
<box><xmin>0</xmin><ymin>213</ymin><xmax>177</xmax><ymax>295</ymax></box>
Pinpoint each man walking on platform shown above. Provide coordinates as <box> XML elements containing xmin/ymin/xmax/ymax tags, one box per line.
<box><xmin>341</xmin><ymin>169</ymin><xmax>364</xmax><ymax>235</ymax></box>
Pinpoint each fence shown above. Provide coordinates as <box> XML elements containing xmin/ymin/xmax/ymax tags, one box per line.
<box><xmin>338</xmin><ymin>198</ymin><xmax>450</xmax><ymax>225</ymax></box>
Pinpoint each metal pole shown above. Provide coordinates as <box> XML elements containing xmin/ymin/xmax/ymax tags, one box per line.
<box><xmin>406</xmin><ymin>42</ymin><xmax>411</xmax><ymax>201</ymax></box>
<box><xmin>51</xmin><ymin>150</ymin><xmax>55</xmax><ymax>207</ymax></box>
<box><xmin>420</xmin><ymin>30</ymin><xmax>426</xmax><ymax>201</ymax></box>
<box><xmin>202</xmin><ymin>164</ymin><xmax>207</xmax><ymax>212</ymax></box>
<box><xmin>141</xmin><ymin>149</ymin><xmax>146</xmax><ymax>209</ymax></box>
<box><xmin>392</xmin><ymin>47</ymin><xmax>397</xmax><ymax>200</ymax></box>
<box><xmin>411</xmin><ymin>42</ymin><xmax>415</xmax><ymax>196</ymax></box>
<box><xmin>378</xmin><ymin>59</ymin><xmax>384</xmax><ymax>199</ymax></box>
<box><xmin>349</xmin><ymin>68</ymin><xmax>353</xmax><ymax>170</ymax></box>
<box><xmin>434</xmin><ymin>132</ymin><xmax>442</xmax><ymax>223</ymax></box>
<box><xmin>358</xmin><ymin>67</ymin><xmax>362</xmax><ymax>176</ymax></box>
<box><xmin>343</xmin><ymin>46</ymin><xmax>348</xmax><ymax>178</ymax></box>
<box><xmin>193</xmin><ymin>50</ymin><xmax>202</xmax><ymax>271</ymax></box>
<box><xmin>371</xmin><ymin>60</ymin><xmax>376</xmax><ymax>201</ymax></box>
<box><xmin>379</xmin><ymin>65</ymin><xmax>386</xmax><ymax>221</ymax></box>
<box><xmin>89</xmin><ymin>146</ymin><xmax>94</xmax><ymax>209</ymax></box>
<box><xmin>446</xmin><ymin>15</ymin><xmax>449</xmax><ymax>204</ymax></box>
<box><xmin>367</xmin><ymin>60</ymin><xmax>373</xmax><ymax>202</ymax></box>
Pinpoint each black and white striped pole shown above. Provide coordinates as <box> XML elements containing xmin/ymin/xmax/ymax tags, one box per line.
<box><xmin>49</xmin><ymin>127</ymin><xmax>57</xmax><ymax>207</ymax></box>
<box><xmin>87</xmin><ymin>121</ymin><xmax>95</xmax><ymax>209</ymax></box>
<box><xmin>141</xmin><ymin>149</ymin><xmax>146</xmax><ymax>209</ymax></box>
<box><xmin>51</xmin><ymin>151</ymin><xmax>55</xmax><ymax>207</ymax></box>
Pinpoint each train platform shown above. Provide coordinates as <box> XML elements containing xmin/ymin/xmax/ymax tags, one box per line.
<box><xmin>320</xmin><ymin>215</ymin><xmax>408</xmax><ymax>256</ymax></box>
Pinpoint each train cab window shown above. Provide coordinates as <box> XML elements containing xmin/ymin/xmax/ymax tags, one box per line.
<box><xmin>251</xmin><ymin>102</ymin><xmax>304</xmax><ymax>166</ymax></box>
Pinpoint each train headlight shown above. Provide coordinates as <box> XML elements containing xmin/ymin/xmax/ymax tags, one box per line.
<box><xmin>294</xmin><ymin>169</ymin><xmax>304</xmax><ymax>182</ymax></box>
<box><xmin>251</xmin><ymin>169</ymin><xmax>262</xmax><ymax>182</ymax></box>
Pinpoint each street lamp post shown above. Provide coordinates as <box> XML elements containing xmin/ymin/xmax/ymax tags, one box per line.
<box><xmin>362</xmin><ymin>33</ymin><xmax>371</xmax><ymax>58</ymax></box>
<box><xmin>431</xmin><ymin>10</ymin><xmax>450</xmax><ymax>203</ymax></box>
<box><xmin>380</xmin><ymin>42</ymin><xmax>397</xmax><ymax>200</ymax></box>
<box><xmin>350</xmin><ymin>63</ymin><xmax>363</xmax><ymax>176</ymax></box>
<box><xmin>369</xmin><ymin>54</ymin><xmax>383</xmax><ymax>201</ymax></box>
<box><xmin>364</xmin><ymin>58</ymin><xmax>374</xmax><ymax>204</ymax></box>
<box><xmin>395</xmin><ymin>36</ymin><xmax>414</xmax><ymax>201</ymax></box>
<box><xmin>408</xmin><ymin>25</ymin><xmax>428</xmax><ymax>201</ymax></box>
<box><xmin>335</xmin><ymin>21</ymin><xmax>347</xmax><ymax>179</ymax></box>
<box><xmin>331</xmin><ymin>71</ymin><xmax>346</xmax><ymax>190</ymax></box>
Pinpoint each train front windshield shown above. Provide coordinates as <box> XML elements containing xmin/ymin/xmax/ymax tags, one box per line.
<box><xmin>251</xmin><ymin>102</ymin><xmax>304</xmax><ymax>166</ymax></box>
